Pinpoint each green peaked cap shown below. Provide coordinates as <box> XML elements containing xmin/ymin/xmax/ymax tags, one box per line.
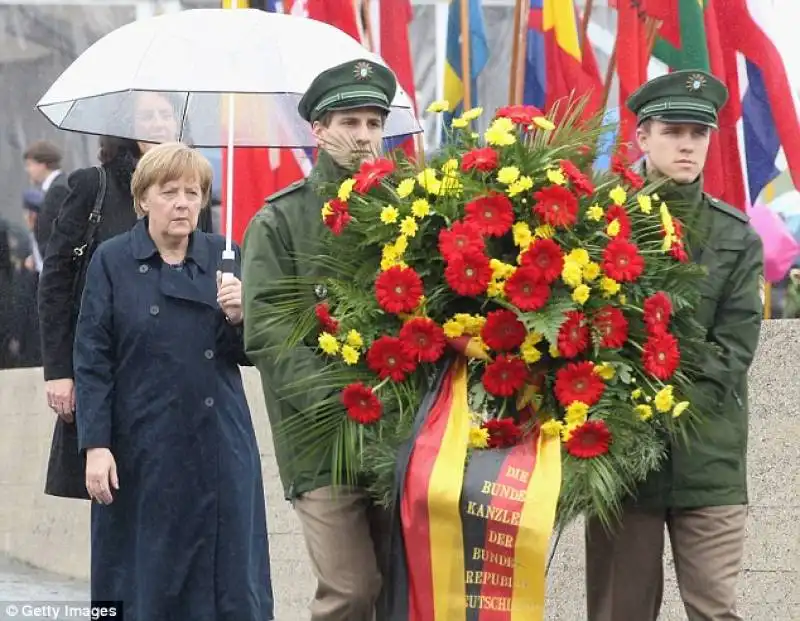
<box><xmin>298</xmin><ymin>58</ymin><xmax>398</xmax><ymax>123</ymax></box>
<box><xmin>626</xmin><ymin>69</ymin><xmax>729</xmax><ymax>129</ymax></box>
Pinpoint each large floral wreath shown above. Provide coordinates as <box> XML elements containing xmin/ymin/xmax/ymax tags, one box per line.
<box><xmin>272</xmin><ymin>102</ymin><xmax>716</xmax><ymax>528</ymax></box>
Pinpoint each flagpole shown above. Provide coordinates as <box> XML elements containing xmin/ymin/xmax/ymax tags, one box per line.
<box><xmin>580</xmin><ymin>0</ymin><xmax>594</xmax><ymax>53</ymax></box>
<box><xmin>459</xmin><ymin>0</ymin><xmax>472</xmax><ymax>110</ymax></box>
<box><xmin>508</xmin><ymin>0</ymin><xmax>523</xmax><ymax>105</ymax></box>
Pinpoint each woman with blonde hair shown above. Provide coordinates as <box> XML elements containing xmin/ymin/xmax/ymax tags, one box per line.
<box><xmin>73</xmin><ymin>143</ymin><xmax>273</xmax><ymax>620</ymax></box>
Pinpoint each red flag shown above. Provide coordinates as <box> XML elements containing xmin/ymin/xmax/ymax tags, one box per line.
<box><xmin>306</xmin><ymin>0</ymin><xmax>361</xmax><ymax>39</ymax></box>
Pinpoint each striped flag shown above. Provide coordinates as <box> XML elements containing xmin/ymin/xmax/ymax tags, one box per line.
<box><xmin>387</xmin><ymin>356</ymin><xmax>561</xmax><ymax>620</ymax></box>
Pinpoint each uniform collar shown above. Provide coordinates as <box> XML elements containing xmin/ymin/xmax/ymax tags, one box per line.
<box><xmin>131</xmin><ymin>217</ymin><xmax>210</xmax><ymax>273</ymax></box>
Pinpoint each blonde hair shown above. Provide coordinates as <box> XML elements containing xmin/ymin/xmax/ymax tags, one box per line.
<box><xmin>131</xmin><ymin>142</ymin><xmax>213</xmax><ymax>216</ymax></box>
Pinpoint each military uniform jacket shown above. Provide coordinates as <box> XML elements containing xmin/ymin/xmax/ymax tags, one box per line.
<box><xmin>242</xmin><ymin>151</ymin><xmax>348</xmax><ymax>500</ymax></box>
<box><xmin>636</xmin><ymin>176</ymin><xmax>764</xmax><ymax>508</ymax></box>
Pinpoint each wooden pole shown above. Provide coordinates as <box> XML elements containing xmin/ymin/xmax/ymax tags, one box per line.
<box><xmin>459</xmin><ymin>0</ymin><xmax>472</xmax><ymax>110</ymax></box>
<box><xmin>508</xmin><ymin>0</ymin><xmax>523</xmax><ymax>104</ymax></box>
<box><xmin>580</xmin><ymin>0</ymin><xmax>594</xmax><ymax>53</ymax></box>
<box><xmin>763</xmin><ymin>181</ymin><xmax>776</xmax><ymax>318</ymax></box>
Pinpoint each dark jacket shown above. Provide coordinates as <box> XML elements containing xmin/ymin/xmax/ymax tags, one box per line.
<box><xmin>38</xmin><ymin>150</ymin><xmax>214</xmax><ymax>499</ymax></box>
<box><xmin>242</xmin><ymin>151</ymin><xmax>347</xmax><ymax>500</ymax></box>
<box><xmin>36</xmin><ymin>170</ymin><xmax>69</xmax><ymax>255</ymax></box>
<box><xmin>74</xmin><ymin>219</ymin><xmax>272</xmax><ymax>621</ymax></box>
<box><xmin>0</xmin><ymin>220</ymin><xmax>13</xmax><ymax>369</ymax></box>
<box><xmin>635</xmin><ymin>176</ymin><xmax>764</xmax><ymax>508</ymax></box>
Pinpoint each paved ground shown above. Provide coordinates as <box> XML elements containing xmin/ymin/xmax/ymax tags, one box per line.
<box><xmin>0</xmin><ymin>556</ymin><xmax>89</xmax><ymax>619</ymax></box>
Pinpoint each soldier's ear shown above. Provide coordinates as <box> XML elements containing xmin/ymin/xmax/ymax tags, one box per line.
<box><xmin>636</xmin><ymin>125</ymin><xmax>650</xmax><ymax>155</ymax></box>
<box><xmin>311</xmin><ymin>121</ymin><xmax>325</xmax><ymax>146</ymax></box>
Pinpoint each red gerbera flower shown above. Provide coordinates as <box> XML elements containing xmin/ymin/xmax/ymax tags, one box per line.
<box><xmin>323</xmin><ymin>199</ymin><xmax>351</xmax><ymax>236</ymax></box>
<box><xmin>565</xmin><ymin>420</ymin><xmax>612</xmax><ymax>459</ymax></box>
<box><xmin>592</xmin><ymin>306</ymin><xmax>629</xmax><ymax>349</ymax></box>
<box><xmin>461</xmin><ymin>147</ymin><xmax>499</xmax><ymax>173</ymax></box>
<box><xmin>642</xmin><ymin>331</ymin><xmax>681</xmax><ymax>380</ymax></box>
<box><xmin>366</xmin><ymin>336</ymin><xmax>416</xmax><ymax>382</ymax></box>
<box><xmin>464</xmin><ymin>192</ymin><xmax>515</xmax><ymax>237</ymax></box>
<box><xmin>622</xmin><ymin>168</ymin><xmax>645</xmax><ymax>190</ymax></box>
<box><xmin>520</xmin><ymin>238</ymin><xmax>565</xmax><ymax>284</ymax></box>
<box><xmin>670</xmin><ymin>241</ymin><xmax>689</xmax><ymax>263</ymax></box>
<box><xmin>375</xmin><ymin>266</ymin><xmax>424</xmax><ymax>314</ymax></box>
<box><xmin>341</xmin><ymin>383</ymin><xmax>383</xmax><ymax>425</ymax></box>
<box><xmin>399</xmin><ymin>317</ymin><xmax>446</xmax><ymax>363</ymax></box>
<box><xmin>504</xmin><ymin>267</ymin><xmax>551</xmax><ymax>311</ymax></box>
<box><xmin>554</xmin><ymin>361</ymin><xmax>606</xmax><ymax>407</ymax></box>
<box><xmin>444</xmin><ymin>250</ymin><xmax>492</xmax><ymax>296</ymax></box>
<box><xmin>482</xmin><ymin>418</ymin><xmax>523</xmax><ymax>449</ymax></box>
<box><xmin>438</xmin><ymin>221</ymin><xmax>485</xmax><ymax>261</ymax></box>
<box><xmin>481</xmin><ymin>309</ymin><xmax>527</xmax><ymax>351</ymax></box>
<box><xmin>496</xmin><ymin>104</ymin><xmax>544</xmax><ymax>126</ymax></box>
<box><xmin>557</xmin><ymin>311</ymin><xmax>590</xmax><ymax>358</ymax></box>
<box><xmin>532</xmin><ymin>185</ymin><xmax>579</xmax><ymax>228</ymax></box>
<box><xmin>605</xmin><ymin>204</ymin><xmax>632</xmax><ymax>238</ymax></box>
<box><xmin>352</xmin><ymin>157</ymin><xmax>395</xmax><ymax>194</ymax></box>
<box><xmin>559</xmin><ymin>160</ymin><xmax>595</xmax><ymax>196</ymax></box>
<box><xmin>482</xmin><ymin>355</ymin><xmax>529</xmax><ymax>397</ymax></box>
<box><xmin>602</xmin><ymin>238</ymin><xmax>645</xmax><ymax>282</ymax></box>
<box><xmin>643</xmin><ymin>292</ymin><xmax>673</xmax><ymax>335</ymax></box>
<box><xmin>314</xmin><ymin>302</ymin><xmax>339</xmax><ymax>334</ymax></box>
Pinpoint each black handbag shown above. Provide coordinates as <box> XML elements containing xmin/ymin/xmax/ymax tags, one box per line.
<box><xmin>44</xmin><ymin>166</ymin><xmax>107</xmax><ymax>500</ymax></box>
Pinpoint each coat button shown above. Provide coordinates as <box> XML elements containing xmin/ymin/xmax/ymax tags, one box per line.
<box><xmin>204</xmin><ymin>397</ymin><xmax>214</xmax><ymax>407</ymax></box>
<box><xmin>139</xmin><ymin>264</ymin><xmax>149</xmax><ymax>274</ymax></box>
<box><xmin>149</xmin><ymin>305</ymin><xmax>159</xmax><ymax>316</ymax></box>
<box><xmin>204</xmin><ymin>349</ymin><xmax>214</xmax><ymax>360</ymax></box>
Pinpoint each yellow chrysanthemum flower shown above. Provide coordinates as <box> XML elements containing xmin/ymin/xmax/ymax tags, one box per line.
<box><xmin>497</xmin><ymin>166</ymin><xmax>521</xmax><ymax>185</ymax></box>
<box><xmin>345</xmin><ymin>330</ymin><xmax>363</xmax><ymax>350</ymax></box>
<box><xmin>533</xmin><ymin>116</ymin><xmax>556</xmax><ymax>131</ymax></box>
<box><xmin>561</xmin><ymin>422</ymin><xmax>580</xmax><ymax>442</ymax></box>
<box><xmin>485</xmin><ymin>125</ymin><xmax>516</xmax><ymax>147</ymax></box>
<box><xmin>380</xmin><ymin>256</ymin><xmax>404</xmax><ymax>271</ymax></box>
<box><xmin>507</xmin><ymin>175</ymin><xmax>534</xmax><ymax>197</ymax></box>
<box><xmin>672</xmin><ymin>401</ymin><xmax>690</xmax><ymax>418</ymax></box>
<box><xmin>572</xmin><ymin>284</ymin><xmax>591</xmax><ymax>305</ymax></box>
<box><xmin>417</xmin><ymin>168</ymin><xmax>442</xmax><ymax>195</ymax></box>
<box><xmin>607</xmin><ymin>219</ymin><xmax>621</xmax><ymax>238</ymax></box>
<box><xmin>321</xmin><ymin>202</ymin><xmax>333</xmax><ymax>220</ymax></box>
<box><xmin>400</xmin><ymin>217</ymin><xmax>418</xmax><ymax>237</ymax></box>
<box><xmin>637</xmin><ymin>194</ymin><xmax>653</xmax><ymax>214</ymax></box>
<box><xmin>341</xmin><ymin>345</ymin><xmax>360</xmax><ymax>365</ymax></box>
<box><xmin>534</xmin><ymin>224</ymin><xmax>555</xmax><ymax>239</ymax></box>
<box><xmin>396</xmin><ymin>178</ymin><xmax>416</xmax><ymax>198</ymax></box>
<box><xmin>318</xmin><ymin>332</ymin><xmax>339</xmax><ymax>355</ymax></box>
<box><xmin>490</xmin><ymin>259</ymin><xmax>516</xmax><ymax>280</ymax></box>
<box><xmin>562</xmin><ymin>260</ymin><xmax>583</xmax><ymax>288</ymax></box>
<box><xmin>451</xmin><ymin>117</ymin><xmax>468</xmax><ymax>129</ymax></box>
<box><xmin>583</xmin><ymin>262</ymin><xmax>601</xmax><ymax>282</ymax></box>
<box><xmin>442</xmin><ymin>158</ymin><xmax>460</xmax><ymax>174</ymax></box>
<box><xmin>520</xmin><ymin>331</ymin><xmax>543</xmax><ymax>364</ymax></box>
<box><xmin>443</xmin><ymin>320</ymin><xmax>465</xmax><ymax>338</ymax></box>
<box><xmin>490</xmin><ymin>117</ymin><xmax>515</xmax><ymax>133</ymax></box>
<box><xmin>600</xmin><ymin>277</ymin><xmax>621</xmax><ymax>296</ymax></box>
<box><xmin>465</xmin><ymin>315</ymin><xmax>486</xmax><ymax>334</ymax></box>
<box><xmin>541</xmin><ymin>419</ymin><xmax>564</xmax><ymax>438</ymax></box>
<box><xmin>512</xmin><ymin>221</ymin><xmax>533</xmax><ymax>248</ymax></box>
<box><xmin>437</xmin><ymin>173</ymin><xmax>463</xmax><ymax>196</ymax></box>
<box><xmin>655</xmin><ymin>386</ymin><xmax>675</xmax><ymax>413</ymax></box>
<box><xmin>380</xmin><ymin>206</ymin><xmax>399</xmax><ymax>224</ymax></box>
<box><xmin>635</xmin><ymin>404</ymin><xmax>654</xmax><ymax>421</ymax></box>
<box><xmin>594</xmin><ymin>362</ymin><xmax>615</xmax><ymax>380</ymax></box>
<box><xmin>609</xmin><ymin>185</ymin><xmax>627</xmax><ymax>206</ymax></box>
<box><xmin>567</xmin><ymin>248</ymin><xmax>590</xmax><ymax>266</ymax></box>
<box><xmin>487</xmin><ymin>279</ymin><xmax>505</xmax><ymax>298</ymax></box>
<box><xmin>462</xmin><ymin>106</ymin><xmax>484</xmax><ymax>121</ymax></box>
<box><xmin>586</xmin><ymin>203</ymin><xmax>604</xmax><ymax>221</ymax></box>
<box><xmin>469</xmin><ymin>426</ymin><xmax>490</xmax><ymax>449</ymax></box>
<box><xmin>618</xmin><ymin>294</ymin><xmax>627</xmax><ymax>305</ymax></box>
<box><xmin>338</xmin><ymin>178</ymin><xmax>356</xmax><ymax>202</ymax></box>
<box><xmin>394</xmin><ymin>235</ymin><xmax>409</xmax><ymax>254</ymax></box>
<box><xmin>411</xmin><ymin>199</ymin><xmax>431</xmax><ymax>219</ymax></box>
<box><xmin>566</xmin><ymin>401</ymin><xmax>589</xmax><ymax>426</ymax></box>
<box><xmin>631</xmin><ymin>388</ymin><xmax>643</xmax><ymax>400</ymax></box>
<box><xmin>547</xmin><ymin>168</ymin><xmax>567</xmax><ymax>185</ymax></box>
<box><xmin>427</xmin><ymin>99</ymin><xmax>450</xmax><ymax>113</ymax></box>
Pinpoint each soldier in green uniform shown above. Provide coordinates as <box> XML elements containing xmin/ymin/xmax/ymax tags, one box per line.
<box><xmin>585</xmin><ymin>69</ymin><xmax>764</xmax><ymax>621</ymax></box>
<box><xmin>241</xmin><ymin>59</ymin><xmax>398</xmax><ymax>621</ymax></box>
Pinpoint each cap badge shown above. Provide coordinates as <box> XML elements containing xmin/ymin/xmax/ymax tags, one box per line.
<box><xmin>686</xmin><ymin>73</ymin><xmax>707</xmax><ymax>92</ymax></box>
<box><xmin>353</xmin><ymin>61</ymin><xmax>373</xmax><ymax>81</ymax></box>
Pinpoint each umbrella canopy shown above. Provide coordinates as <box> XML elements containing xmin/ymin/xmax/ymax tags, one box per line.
<box><xmin>36</xmin><ymin>8</ymin><xmax>421</xmax><ymax>148</ymax></box>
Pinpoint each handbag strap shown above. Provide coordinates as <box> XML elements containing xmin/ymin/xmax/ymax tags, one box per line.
<box><xmin>72</xmin><ymin>165</ymin><xmax>107</xmax><ymax>260</ymax></box>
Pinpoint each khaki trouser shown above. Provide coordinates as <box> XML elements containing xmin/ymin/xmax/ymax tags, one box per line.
<box><xmin>293</xmin><ymin>486</ymin><xmax>388</xmax><ymax>621</ymax></box>
<box><xmin>585</xmin><ymin>505</ymin><xmax>748</xmax><ymax>621</ymax></box>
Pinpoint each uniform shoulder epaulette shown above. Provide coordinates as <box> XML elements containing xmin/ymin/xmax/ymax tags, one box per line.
<box><xmin>705</xmin><ymin>194</ymin><xmax>749</xmax><ymax>224</ymax></box>
<box><xmin>265</xmin><ymin>178</ymin><xmax>307</xmax><ymax>205</ymax></box>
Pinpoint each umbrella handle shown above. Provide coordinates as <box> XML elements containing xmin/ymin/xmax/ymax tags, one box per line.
<box><xmin>220</xmin><ymin>248</ymin><xmax>236</xmax><ymax>281</ymax></box>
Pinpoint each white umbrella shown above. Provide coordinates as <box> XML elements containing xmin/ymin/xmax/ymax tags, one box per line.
<box><xmin>36</xmin><ymin>7</ymin><xmax>422</xmax><ymax>260</ymax></box>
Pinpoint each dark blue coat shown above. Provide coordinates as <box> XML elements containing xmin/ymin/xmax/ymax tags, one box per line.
<box><xmin>73</xmin><ymin>218</ymin><xmax>273</xmax><ymax>621</ymax></box>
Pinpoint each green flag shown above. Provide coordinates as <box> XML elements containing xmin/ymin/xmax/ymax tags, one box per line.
<box><xmin>653</xmin><ymin>0</ymin><xmax>709</xmax><ymax>70</ymax></box>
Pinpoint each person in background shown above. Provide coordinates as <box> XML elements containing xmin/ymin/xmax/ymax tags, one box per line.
<box><xmin>0</xmin><ymin>217</ymin><xmax>13</xmax><ymax>369</ymax></box>
<box><xmin>74</xmin><ymin>142</ymin><xmax>272</xmax><ymax>621</ymax></box>
<box><xmin>39</xmin><ymin>92</ymin><xmax>213</xmax><ymax>500</ymax></box>
<box><xmin>585</xmin><ymin>70</ymin><xmax>764</xmax><ymax>621</ymax></box>
<box><xmin>242</xmin><ymin>58</ymin><xmax>396</xmax><ymax>621</ymax></box>
<box><xmin>23</xmin><ymin>140</ymin><xmax>65</xmax><ymax>258</ymax></box>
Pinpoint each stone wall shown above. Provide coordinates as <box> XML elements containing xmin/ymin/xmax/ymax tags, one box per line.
<box><xmin>1</xmin><ymin>320</ymin><xmax>797</xmax><ymax>619</ymax></box>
